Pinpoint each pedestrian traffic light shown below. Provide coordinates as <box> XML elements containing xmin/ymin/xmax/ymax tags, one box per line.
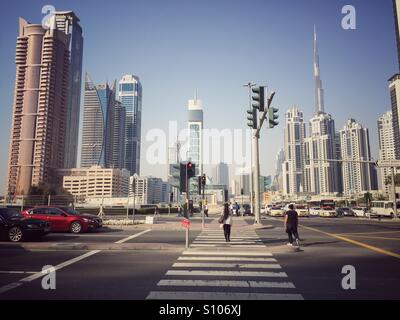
<box><xmin>201</xmin><ymin>174</ymin><xmax>206</xmax><ymax>186</ymax></box>
<box><xmin>247</xmin><ymin>108</ymin><xmax>257</xmax><ymax>129</ymax></box>
<box><xmin>187</xmin><ymin>162</ymin><xmax>196</xmax><ymax>179</ymax></box>
<box><xmin>268</xmin><ymin>107</ymin><xmax>279</xmax><ymax>128</ymax></box>
<box><xmin>252</xmin><ymin>86</ymin><xmax>265</xmax><ymax>111</ymax></box>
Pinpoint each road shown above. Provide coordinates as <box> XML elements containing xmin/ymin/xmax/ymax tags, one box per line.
<box><xmin>0</xmin><ymin>215</ymin><xmax>399</xmax><ymax>300</ymax></box>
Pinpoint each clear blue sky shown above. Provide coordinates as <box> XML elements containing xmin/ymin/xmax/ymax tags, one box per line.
<box><xmin>0</xmin><ymin>0</ymin><xmax>397</xmax><ymax>194</ymax></box>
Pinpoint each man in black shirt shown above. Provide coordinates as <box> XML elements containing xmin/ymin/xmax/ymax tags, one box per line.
<box><xmin>284</xmin><ymin>204</ymin><xmax>300</xmax><ymax>247</ymax></box>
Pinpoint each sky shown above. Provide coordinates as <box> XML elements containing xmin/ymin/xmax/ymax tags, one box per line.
<box><xmin>0</xmin><ymin>0</ymin><xmax>397</xmax><ymax>195</ymax></box>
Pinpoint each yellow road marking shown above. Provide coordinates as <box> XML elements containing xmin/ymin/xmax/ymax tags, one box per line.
<box><xmin>336</xmin><ymin>230</ymin><xmax>400</xmax><ymax>236</ymax></box>
<box><xmin>300</xmin><ymin>225</ymin><xmax>400</xmax><ymax>259</ymax></box>
<box><xmin>341</xmin><ymin>235</ymin><xmax>400</xmax><ymax>241</ymax></box>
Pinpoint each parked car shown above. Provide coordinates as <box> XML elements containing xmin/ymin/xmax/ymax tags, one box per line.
<box><xmin>319</xmin><ymin>206</ymin><xmax>338</xmax><ymax>217</ymax></box>
<box><xmin>337</xmin><ymin>207</ymin><xmax>354</xmax><ymax>217</ymax></box>
<box><xmin>352</xmin><ymin>207</ymin><xmax>368</xmax><ymax>217</ymax></box>
<box><xmin>270</xmin><ymin>206</ymin><xmax>285</xmax><ymax>217</ymax></box>
<box><xmin>21</xmin><ymin>206</ymin><xmax>103</xmax><ymax>234</ymax></box>
<box><xmin>0</xmin><ymin>208</ymin><xmax>50</xmax><ymax>242</ymax></box>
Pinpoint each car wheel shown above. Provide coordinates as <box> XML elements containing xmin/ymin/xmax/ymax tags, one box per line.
<box><xmin>70</xmin><ymin>221</ymin><xmax>82</xmax><ymax>234</ymax></box>
<box><xmin>8</xmin><ymin>226</ymin><xmax>23</xmax><ymax>242</ymax></box>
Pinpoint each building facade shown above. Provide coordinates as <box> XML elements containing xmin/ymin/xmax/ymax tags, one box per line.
<box><xmin>378</xmin><ymin>111</ymin><xmax>396</xmax><ymax>193</ymax></box>
<box><xmin>7</xmin><ymin>18</ymin><xmax>71</xmax><ymax>196</ymax></box>
<box><xmin>54</xmin><ymin>11</ymin><xmax>84</xmax><ymax>169</ymax></box>
<box><xmin>282</xmin><ymin>107</ymin><xmax>306</xmax><ymax>196</ymax></box>
<box><xmin>80</xmin><ymin>75</ymin><xmax>116</xmax><ymax>168</ymax></box>
<box><xmin>340</xmin><ymin>119</ymin><xmax>378</xmax><ymax>196</ymax></box>
<box><xmin>304</xmin><ymin>113</ymin><xmax>339</xmax><ymax>195</ymax></box>
<box><xmin>62</xmin><ymin>166</ymin><xmax>130</xmax><ymax>198</ymax></box>
<box><xmin>188</xmin><ymin>95</ymin><xmax>203</xmax><ymax>176</ymax></box>
<box><xmin>129</xmin><ymin>176</ymin><xmax>170</xmax><ymax>205</ymax></box>
<box><xmin>118</xmin><ymin>75</ymin><xmax>142</xmax><ymax>175</ymax></box>
<box><xmin>112</xmin><ymin>100</ymin><xmax>126</xmax><ymax>169</ymax></box>
<box><xmin>214</xmin><ymin>162</ymin><xmax>229</xmax><ymax>188</ymax></box>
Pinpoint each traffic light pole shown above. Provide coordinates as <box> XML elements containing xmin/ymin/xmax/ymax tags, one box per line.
<box><xmin>252</xmin><ymin>131</ymin><xmax>261</xmax><ymax>224</ymax></box>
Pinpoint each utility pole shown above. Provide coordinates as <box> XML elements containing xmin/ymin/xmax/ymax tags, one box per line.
<box><xmin>243</xmin><ymin>83</ymin><xmax>256</xmax><ymax>215</ymax></box>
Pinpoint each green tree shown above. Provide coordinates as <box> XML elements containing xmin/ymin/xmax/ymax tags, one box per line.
<box><xmin>384</xmin><ymin>174</ymin><xmax>400</xmax><ymax>186</ymax></box>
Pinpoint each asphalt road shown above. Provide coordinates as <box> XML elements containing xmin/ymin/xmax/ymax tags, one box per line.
<box><xmin>0</xmin><ymin>215</ymin><xmax>399</xmax><ymax>300</ymax></box>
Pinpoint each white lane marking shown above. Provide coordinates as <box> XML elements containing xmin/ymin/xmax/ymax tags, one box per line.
<box><xmin>182</xmin><ymin>251</ymin><xmax>272</xmax><ymax>256</ymax></box>
<box><xmin>147</xmin><ymin>291</ymin><xmax>303</xmax><ymax>300</ymax></box>
<box><xmin>172</xmin><ymin>262</ymin><xmax>282</xmax><ymax>269</ymax></box>
<box><xmin>157</xmin><ymin>279</ymin><xmax>295</xmax><ymax>289</ymax></box>
<box><xmin>166</xmin><ymin>270</ymin><xmax>287</xmax><ymax>277</ymax></box>
<box><xmin>0</xmin><ymin>271</ymin><xmax>37</xmax><ymax>274</ymax></box>
<box><xmin>0</xmin><ymin>230</ymin><xmax>152</xmax><ymax>295</ymax></box>
<box><xmin>197</xmin><ymin>236</ymin><xmax>259</xmax><ymax>239</ymax></box>
<box><xmin>0</xmin><ymin>282</ymin><xmax>23</xmax><ymax>294</ymax></box>
<box><xmin>178</xmin><ymin>256</ymin><xmax>277</xmax><ymax>262</ymax></box>
<box><xmin>20</xmin><ymin>250</ymin><xmax>102</xmax><ymax>283</ymax></box>
<box><xmin>114</xmin><ymin>229</ymin><xmax>152</xmax><ymax>244</ymax></box>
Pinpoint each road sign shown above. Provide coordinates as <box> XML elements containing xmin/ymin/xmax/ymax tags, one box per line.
<box><xmin>376</xmin><ymin>160</ymin><xmax>400</xmax><ymax>168</ymax></box>
<box><xmin>181</xmin><ymin>218</ymin><xmax>191</xmax><ymax>229</ymax></box>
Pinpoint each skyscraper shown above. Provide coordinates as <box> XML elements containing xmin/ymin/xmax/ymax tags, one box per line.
<box><xmin>282</xmin><ymin>107</ymin><xmax>306</xmax><ymax>196</ymax></box>
<box><xmin>304</xmin><ymin>113</ymin><xmax>339</xmax><ymax>195</ymax></box>
<box><xmin>272</xmin><ymin>148</ymin><xmax>285</xmax><ymax>192</ymax></box>
<box><xmin>54</xmin><ymin>11</ymin><xmax>84</xmax><ymax>169</ymax></box>
<box><xmin>188</xmin><ymin>94</ymin><xmax>203</xmax><ymax>176</ymax></box>
<box><xmin>118</xmin><ymin>75</ymin><xmax>142</xmax><ymax>175</ymax></box>
<box><xmin>80</xmin><ymin>74</ymin><xmax>116</xmax><ymax>168</ymax></box>
<box><xmin>112</xmin><ymin>100</ymin><xmax>126</xmax><ymax>169</ymax></box>
<box><xmin>314</xmin><ymin>25</ymin><xmax>325</xmax><ymax>114</ymax></box>
<box><xmin>214</xmin><ymin>162</ymin><xmax>229</xmax><ymax>188</ymax></box>
<box><xmin>340</xmin><ymin>119</ymin><xmax>378</xmax><ymax>196</ymax></box>
<box><xmin>390</xmin><ymin>1</ymin><xmax>400</xmax><ymax>158</ymax></box>
<box><xmin>303</xmin><ymin>26</ymin><xmax>340</xmax><ymax>195</ymax></box>
<box><xmin>378</xmin><ymin>111</ymin><xmax>396</xmax><ymax>193</ymax></box>
<box><xmin>7</xmin><ymin>18</ymin><xmax>71</xmax><ymax>196</ymax></box>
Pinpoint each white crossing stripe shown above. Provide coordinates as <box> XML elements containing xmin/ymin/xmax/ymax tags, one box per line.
<box><xmin>182</xmin><ymin>251</ymin><xmax>272</xmax><ymax>256</ymax></box>
<box><xmin>192</xmin><ymin>241</ymin><xmax>263</xmax><ymax>244</ymax></box>
<box><xmin>166</xmin><ymin>270</ymin><xmax>287</xmax><ymax>277</ymax></box>
<box><xmin>172</xmin><ymin>262</ymin><xmax>282</xmax><ymax>269</ymax></box>
<box><xmin>191</xmin><ymin>244</ymin><xmax>266</xmax><ymax>248</ymax></box>
<box><xmin>147</xmin><ymin>291</ymin><xmax>303</xmax><ymax>300</ymax></box>
<box><xmin>157</xmin><ymin>279</ymin><xmax>296</xmax><ymax>289</ymax></box>
<box><xmin>178</xmin><ymin>256</ymin><xmax>277</xmax><ymax>262</ymax></box>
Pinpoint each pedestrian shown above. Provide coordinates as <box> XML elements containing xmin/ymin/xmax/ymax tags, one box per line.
<box><xmin>177</xmin><ymin>205</ymin><xmax>182</xmax><ymax>217</ymax></box>
<box><xmin>204</xmin><ymin>204</ymin><xmax>209</xmax><ymax>217</ymax></box>
<box><xmin>284</xmin><ymin>203</ymin><xmax>300</xmax><ymax>247</ymax></box>
<box><xmin>154</xmin><ymin>206</ymin><xmax>160</xmax><ymax>217</ymax></box>
<box><xmin>220</xmin><ymin>203</ymin><xmax>232</xmax><ymax>242</ymax></box>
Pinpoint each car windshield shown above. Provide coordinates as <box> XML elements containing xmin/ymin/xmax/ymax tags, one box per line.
<box><xmin>0</xmin><ymin>209</ymin><xmax>22</xmax><ymax>219</ymax></box>
<box><xmin>60</xmin><ymin>207</ymin><xmax>81</xmax><ymax>215</ymax></box>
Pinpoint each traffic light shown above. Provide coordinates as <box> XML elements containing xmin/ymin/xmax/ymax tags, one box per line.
<box><xmin>247</xmin><ymin>108</ymin><xmax>257</xmax><ymax>129</ymax></box>
<box><xmin>187</xmin><ymin>162</ymin><xmax>196</xmax><ymax>179</ymax></box>
<box><xmin>268</xmin><ymin>107</ymin><xmax>279</xmax><ymax>128</ymax></box>
<box><xmin>201</xmin><ymin>174</ymin><xmax>206</xmax><ymax>186</ymax></box>
<box><xmin>179</xmin><ymin>163</ymin><xmax>187</xmax><ymax>193</ymax></box>
<box><xmin>252</xmin><ymin>86</ymin><xmax>265</xmax><ymax>111</ymax></box>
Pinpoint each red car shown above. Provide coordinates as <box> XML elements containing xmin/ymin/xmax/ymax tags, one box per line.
<box><xmin>21</xmin><ymin>206</ymin><xmax>103</xmax><ymax>233</ymax></box>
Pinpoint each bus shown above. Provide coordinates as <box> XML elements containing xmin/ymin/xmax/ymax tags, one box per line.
<box><xmin>370</xmin><ymin>201</ymin><xmax>399</xmax><ymax>218</ymax></box>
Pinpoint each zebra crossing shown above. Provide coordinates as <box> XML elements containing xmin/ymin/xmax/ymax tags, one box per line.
<box><xmin>146</xmin><ymin>223</ymin><xmax>303</xmax><ymax>300</ymax></box>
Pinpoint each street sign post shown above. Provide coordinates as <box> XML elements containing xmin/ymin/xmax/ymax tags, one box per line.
<box><xmin>181</xmin><ymin>218</ymin><xmax>191</xmax><ymax>248</ymax></box>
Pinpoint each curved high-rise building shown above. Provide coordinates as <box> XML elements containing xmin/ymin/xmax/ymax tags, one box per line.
<box><xmin>80</xmin><ymin>74</ymin><xmax>116</xmax><ymax>168</ymax></box>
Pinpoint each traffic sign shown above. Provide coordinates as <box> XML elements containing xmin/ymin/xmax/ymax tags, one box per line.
<box><xmin>376</xmin><ymin>160</ymin><xmax>400</xmax><ymax>168</ymax></box>
<box><xmin>181</xmin><ymin>219</ymin><xmax>191</xmax><ymax>229</ymax></box>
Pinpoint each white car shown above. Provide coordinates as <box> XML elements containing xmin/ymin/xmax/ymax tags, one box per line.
<box><xmin>270</xmin><ymin>207</ymin><xmax>285</xmax><ymax>217</ymax></box>
<box><xmin>309</xmin><ymin>207</ymin><xmax>321</xmax><ymax>216</ymax></box>
<box><xmin>319</xmin><ymin>207</ymin><xmax>338</xmax><ymax>217</ymax></box>
<box><xmin>352</xmin><ymin>207</ymin><xmax>368</xmax><ymax>217</ymax></box>
<box><xmin>263</xmin><ymin>204</ymin><xmax>273</xmax><ymax>215</ymax></box>
<box><xmin>296</xmin><ymin>205</ymin><xmax>310</xmax><ymax>217</ymax></box>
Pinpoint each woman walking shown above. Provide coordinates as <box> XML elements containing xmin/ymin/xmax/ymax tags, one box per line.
<box><xmin>220</xmin><ymin>203</ymin><xmax>233</xmax><ymax>242</ymax></box>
